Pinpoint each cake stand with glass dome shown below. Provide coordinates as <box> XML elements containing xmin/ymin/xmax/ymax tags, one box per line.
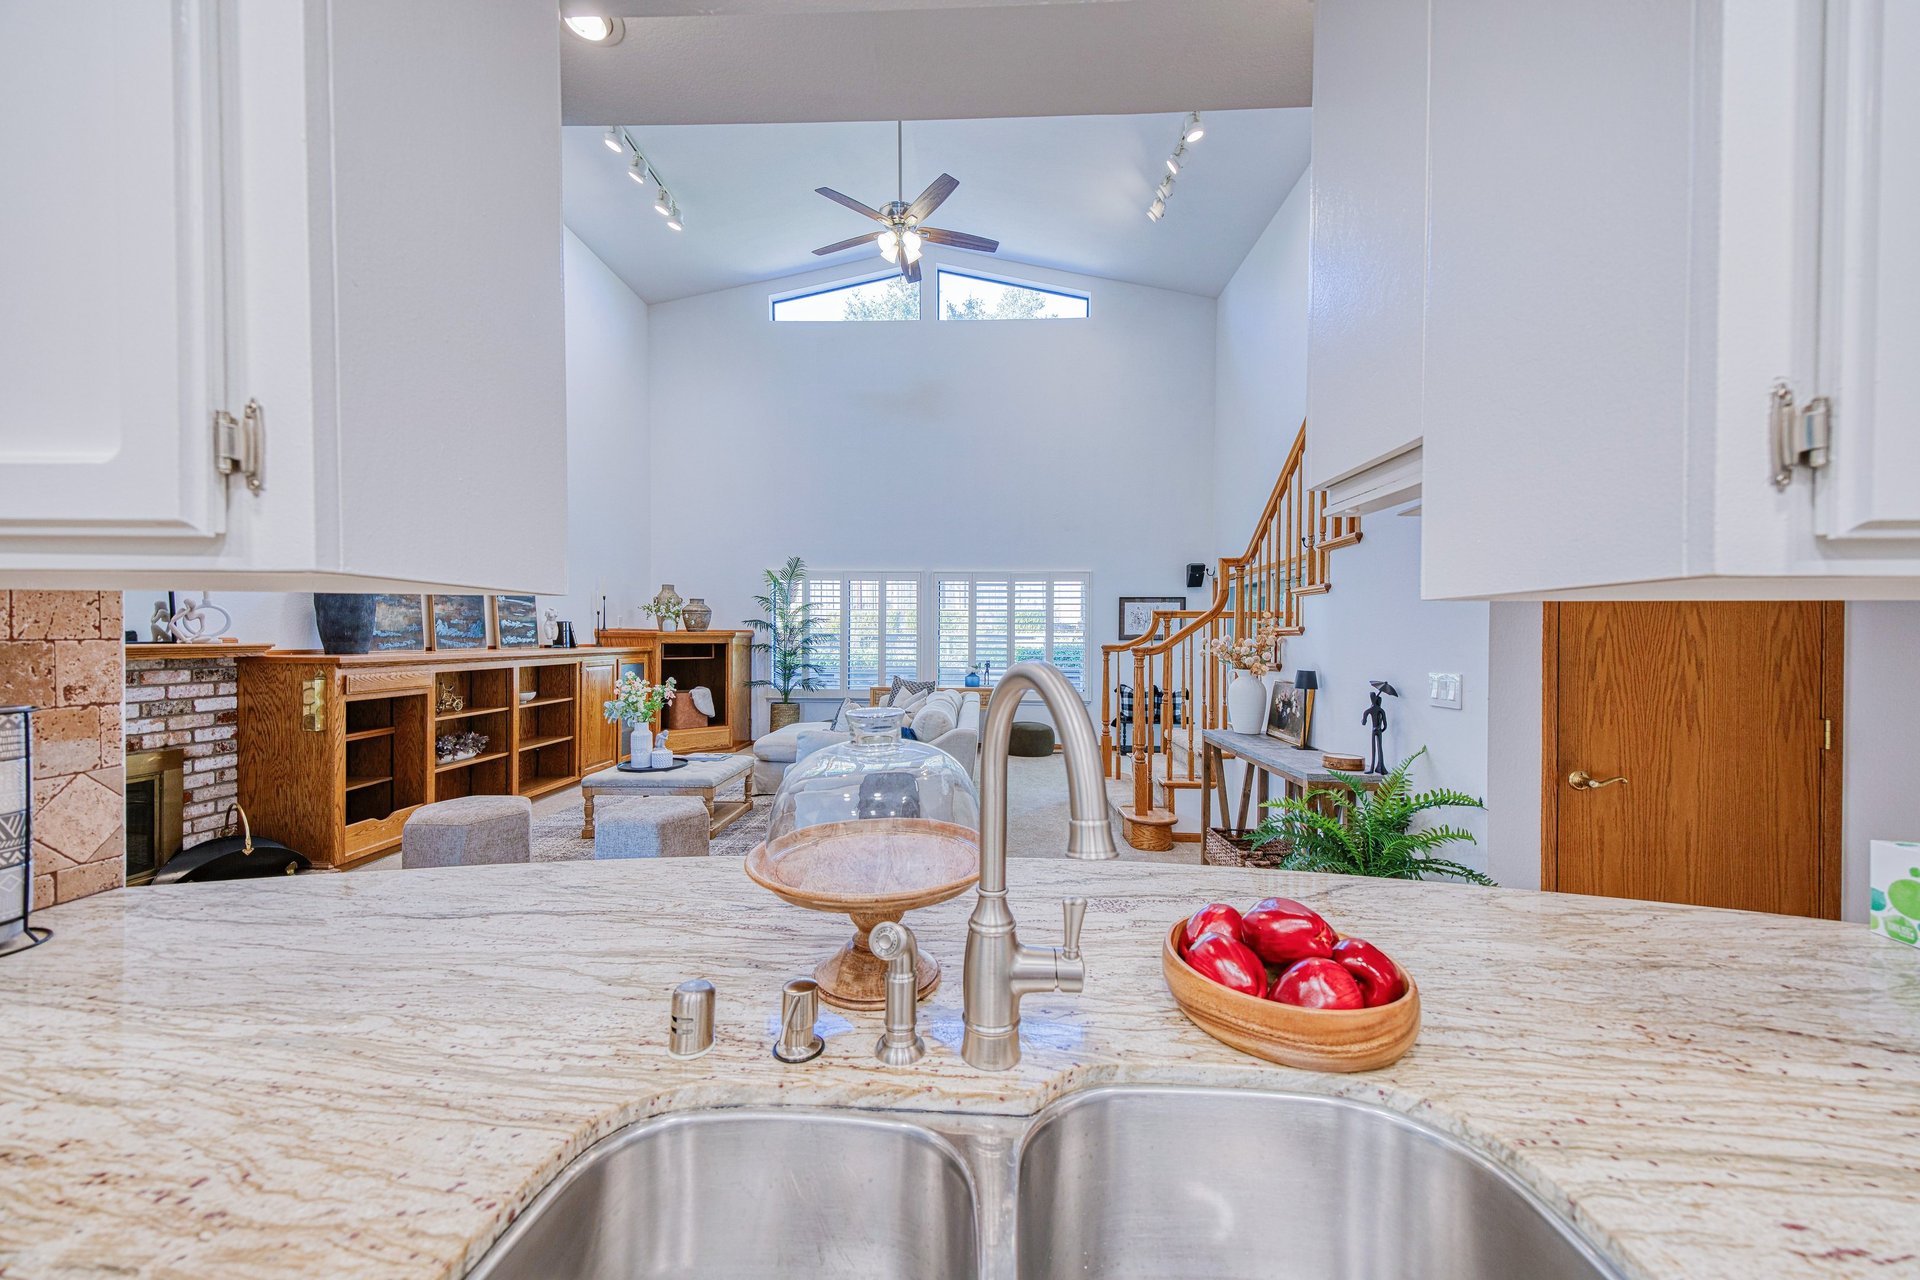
<box><xmin>745</xmin><ymin>706</ymin><xmax>979</xmax><ymax>1009</ymax></box>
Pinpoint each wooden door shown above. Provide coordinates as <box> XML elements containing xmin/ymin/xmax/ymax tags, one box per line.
<box><xmin>1543</xmin><ymin>602</ymin><xmax>1841</xmax><ymax>918</ymax></box>
<box><xmin>578</xmin><ymin>660</ymin><xmax>620</xmax><ymax>773</ymax></box>
<box><xmin>0</xmin><ymin>0</ymin><xmax>228</xmax><ymax>541</ymax></box>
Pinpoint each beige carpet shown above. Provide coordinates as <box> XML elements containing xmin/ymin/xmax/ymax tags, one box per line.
<box><xmin>518</xmin><ymin>755</ymin><xmax>1198</xmax><ymax>864</ymax></box>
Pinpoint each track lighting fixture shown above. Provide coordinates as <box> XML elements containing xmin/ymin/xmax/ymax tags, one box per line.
<box><xmin>1147</xmin><ymin>112</ymin><xmax>1203</xmax><ymax>223</ymax></box>
<box><xmin>599</xmin><ymin>125</ymin><xmax>687</xmax><ymax>231</ymax></box>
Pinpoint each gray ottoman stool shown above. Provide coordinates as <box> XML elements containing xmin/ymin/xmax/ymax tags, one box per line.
<box><xmin>1009</xmin><ymin>720</ymin><xmax>1055</xmax><ymax>757</ymax></box>
<box><xmin>401</xmin><ymin>795</ymin><xmax>533</xmax><ymax>869</ymax></box>
<box><xmin>594</xmin><ymin>796</ymin><xmax>711</xmax><ymax>859</ymax></box>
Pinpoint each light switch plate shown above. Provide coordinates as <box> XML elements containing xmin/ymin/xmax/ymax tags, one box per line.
<box><xmin>1428</xmin><ymin>672</ymin><xmax>1462</xmax><ymax>709</ymax></box>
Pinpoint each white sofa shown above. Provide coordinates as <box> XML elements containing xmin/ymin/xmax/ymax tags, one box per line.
<box><xmin>752</xmin><ymin>690</ymin><xmax>981</xmax><ymax>792</ymax></box>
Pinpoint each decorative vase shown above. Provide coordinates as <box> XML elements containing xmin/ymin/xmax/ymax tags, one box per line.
<box><xmin>1226</xmin><ymin>670</ymin><xmax>1268</xmax><ymax>736</ymax></box>
<box><xmin>964</xmin><ymin>670</ymin><xmax>981</xmax><ymax>688</ymax></box>
<box><xmin>313</xmin><ymin>594</ymin><xmax>376</xmax><ymax>655</ymax></box>
<box><xmin>769</xmin><ymin>701</ymin><xmax>803</xmax><ymax>732</ymax></box>
<box><xmin>682</xmin><ymin>597</ymin><xmax>712</xmax><ymax>631</ymax></box>
<box><xmin>622</xmin><ymin>719</ymin><xmax>650</xmax><ymax>765</ymax></box>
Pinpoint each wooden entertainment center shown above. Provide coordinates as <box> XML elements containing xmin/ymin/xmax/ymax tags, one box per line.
<box><xmin>237</xmin><ymin>631</ymin><xmax>750</xmax><ymax>867</ymax></box>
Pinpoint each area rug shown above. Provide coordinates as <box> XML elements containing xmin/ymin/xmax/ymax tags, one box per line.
<box><xmin>527</xmin><ymin>756</ymin><xmax>1196</xmax><ymax>864</ymax></box>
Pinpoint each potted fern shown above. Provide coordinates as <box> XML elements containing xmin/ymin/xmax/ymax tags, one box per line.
<box><xmin>1247</xmin><ymin>748</ymin><xmax>1496</xmax><ymax>885</ymax></box>
<box><xmin>746</xmin><ymin>556</ymin><xmax>826</xmax><ymax>733</ymax></box>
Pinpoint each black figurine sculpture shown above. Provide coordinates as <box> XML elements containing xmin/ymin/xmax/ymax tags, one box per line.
<box><xmin>1362</xmin><ymin>680</ymin><xmax>1399</xmax><ymax>775</ymax></box>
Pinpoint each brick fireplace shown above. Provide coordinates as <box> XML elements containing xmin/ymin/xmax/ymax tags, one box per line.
<box><xmin>124</xmin><ymin>653</ymin><xmax>241</xmax><ymax>844</ymax></box>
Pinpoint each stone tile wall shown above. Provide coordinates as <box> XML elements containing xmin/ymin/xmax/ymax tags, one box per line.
<box><xmin>124</xmin><ymin>656</ymin><xmax>240</xmax><ymax>840</ymax></box>
<box><xmin>0</xmin><ymin>592</ymin><xmax>125</xmax><ymax>908</ymax></box>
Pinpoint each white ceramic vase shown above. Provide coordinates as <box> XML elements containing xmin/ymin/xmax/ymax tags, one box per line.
<box><xmin>1226</xmin><ymin>670</ymin><xmax>1268</xmax><ymax>735</ymax></box>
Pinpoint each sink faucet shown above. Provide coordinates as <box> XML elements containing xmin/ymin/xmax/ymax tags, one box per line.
<box><xmin>962</xmin><ymin>661</ymin><xmax>1118</xmax><ymax>1071</ymax></box>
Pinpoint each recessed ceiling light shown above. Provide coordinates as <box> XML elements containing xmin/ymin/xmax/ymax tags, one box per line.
<box><xmin>563</xmin><ymin>15</ymin><xmax>624</xmax><ymax>45</ymax></box>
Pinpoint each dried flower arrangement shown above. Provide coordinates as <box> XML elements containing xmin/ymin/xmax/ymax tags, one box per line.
<box><xmin>1203</xmin><ymin>614</ymin><xmax>1287</xmax><ymax>677</ymax></box>
<box><xmin>435</xmin><ymin>730</ymin><xmax>489</xmax><ymax>764</ymax></box>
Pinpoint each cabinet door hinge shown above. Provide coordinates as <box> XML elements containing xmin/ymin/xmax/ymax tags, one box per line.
<box><xmin>1823</xmin><ymin>718</ymin><xmax>1832</xmax><ymax>751</ymax></box>
<box><xmin>1769</xmin><ymin>380</ymin><xmax>1831</xmax><ymax>490</ymax></box>
<box><xmin>213</xmin><ymin>399</ymin><xmax>264</xmax><ymax>493</ymax></box>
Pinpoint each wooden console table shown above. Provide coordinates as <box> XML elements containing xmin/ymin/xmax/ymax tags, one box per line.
<box><xmin>1200</xmin><ymin>728</ymin><xmax>1383</xmax><ymax>838</ymax></box>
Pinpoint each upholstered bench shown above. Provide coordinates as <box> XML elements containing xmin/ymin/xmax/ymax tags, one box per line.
<box><xmin>579</xmin><ymin>754</ymin><xmax>755</xmax><ymax>839</ymax></box>
<box><xmin>593</xmin><ymin>796</ymin><xmax>711</xmax><ymax>859</ymax></box>
<box><xmin>400</xmin><ymin>795</ymin><xmax>532</xmax><ymax>869</ymax></box>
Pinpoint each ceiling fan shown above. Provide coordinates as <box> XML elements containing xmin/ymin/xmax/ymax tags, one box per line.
<box><xmin>811</xmin><ymin>122</ymin><xmax>1000</xmax><ymax>283</ymax></box>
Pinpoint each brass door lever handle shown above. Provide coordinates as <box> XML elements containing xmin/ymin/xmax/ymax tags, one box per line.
<box><xmin>1568</xmin><ymin>770</ymin><xmax>1628</xmax><ymax>791</ymax></box>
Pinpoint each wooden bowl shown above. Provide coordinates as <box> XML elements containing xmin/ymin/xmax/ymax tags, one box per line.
<box><xmin>1161</xmin><ymin>920</ymin><xmax>1420</xmax><ymax>1072</ymax></box>
<box><xmin>745</xmin><ymin>819</ymin><xmax>980</xmax><ymax>1011</ymax></box>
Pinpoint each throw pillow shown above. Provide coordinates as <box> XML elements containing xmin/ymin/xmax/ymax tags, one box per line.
<box><xmin>913</xmin><ymin>695</ymin><xmax>957</xmax><ymax>742</ymax></box>
<box><xmin>829</xmin><ymin>697</ymin><xmax>861</xmax><ymax>733</ymax></box>
<box><xmin>886</xmin><ymin>676</ymin><xmax>937</xmax><ymax>707</ymax></box>
<box><xmin>898</xmin><ymin>691</ymin><xmax>930</xmax><ymax>723</ymax></box>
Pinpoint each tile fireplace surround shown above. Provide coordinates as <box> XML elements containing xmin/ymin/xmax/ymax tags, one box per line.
<box><xmin>0</xmin><ymin>591</ymin><xmax>125</xmax><ymax>909</ymax></box>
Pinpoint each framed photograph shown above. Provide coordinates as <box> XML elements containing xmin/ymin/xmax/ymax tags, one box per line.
<box><xmin>429</xmin><ymin>595</ymin><xmax>489</xmax><ymax>650</ymax></box>
<box><xmin>493</xmin><ymin>595</ymin><xmax>539</xmax><ymax>648</ymax></box>
<box><xmin>1266</xmin><ymin>679</ymin><xmax>1314</xmax><ymax>748</ymax></box>
<box><xmin>369</xmin><ymin>595</ymin><xmax>427</xmax><ymax>651</ymax></box>
<box><xmin>1118</xmin><ymin>595</ymin><xmax>1186</xmax><ymax>641</ymax></box>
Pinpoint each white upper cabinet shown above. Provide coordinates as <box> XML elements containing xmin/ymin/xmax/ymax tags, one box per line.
<box><xmin>0</xmin><ymin>1</ymin><xmax>568</xmax><ymax>594</ymax></box>
<box><xmin>1305</xmin><ymin>0</ymin><xmax>1428</xmax><ymax>514</ymax></box>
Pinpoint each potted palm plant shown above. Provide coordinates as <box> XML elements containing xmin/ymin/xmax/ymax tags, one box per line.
<box><xmin>746</xmin><ymin>556</ymin><xmax>826</xmax><ymax>732</ymax></box>
<box><xmin>1246</xmin><ymin>748</ymin><xmax>1496</xmax><ymax>884</ymax></box>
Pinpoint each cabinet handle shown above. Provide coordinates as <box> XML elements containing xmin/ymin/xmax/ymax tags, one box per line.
<box><xmin>1568</xmin><ymin>770</ymin><xmax>1627</xmax><ymax>791</ymax></box>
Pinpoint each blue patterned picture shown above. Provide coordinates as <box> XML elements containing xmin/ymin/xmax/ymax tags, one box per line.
<box><xmin>494</xmin><ymin>595</ymin><xmax>539</xmax><ymax>648</ymax></box>
<box><xmin>370</xmin><ymin>595</ymin><xmax>427</xmax><ymax>651</ymax></box>
<box><xmin>431</xmin><ymin>595</ymin><xmax>489</xmax><ymax>650</ymax></box>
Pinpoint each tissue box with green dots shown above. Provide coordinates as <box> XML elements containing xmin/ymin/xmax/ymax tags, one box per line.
<box><xmin>1870</xmin><ymin>841</ymin><xmax>1920</xmax><ymax>947</ymax></box>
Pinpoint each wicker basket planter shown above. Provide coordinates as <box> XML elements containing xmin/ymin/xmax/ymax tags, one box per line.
<box><xmin>1201</xmin><ymin>827</ymin><xmax>1284</xmax><ymax>869</ymax></box>
<box><xmin>768</xmin><ymin>701</ymin><xmax>804</xmax><ymax>732</ymax></box>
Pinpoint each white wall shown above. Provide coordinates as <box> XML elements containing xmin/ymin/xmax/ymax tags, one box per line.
<box><xmin>555</xmin><ymin>229</ymin><xmax>652</xmax><ymax>635</ymax></box>
<box><xmin>1213</xmin><ymin>169</ymin><xmax>1312</xmax><ymax>556</ymax></box>
<box><xmin>1485</xmin><ymin>601</ymin><xmax>1544</xmax><ymax>888</ymax></box>
<box><xmin>1843</xmin><ymin>603</ymin><xmax>1920</xmax><ymax>921</ymax></box>
<box><xmin>647</xmin><ymin>252</ymin><xmax>1216</xmax><ymax>730</ymax></box>
<box><xmin>121</xmin><ymin>590</ymin><xmax>319</xmax><ymax>649</ymax></box>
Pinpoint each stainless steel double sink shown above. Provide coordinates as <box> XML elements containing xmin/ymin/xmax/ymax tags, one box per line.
<box><xmin>468</xmin><ymin>1086</ymin><xmax>1623</xmax><ymax>1279</ymax></box>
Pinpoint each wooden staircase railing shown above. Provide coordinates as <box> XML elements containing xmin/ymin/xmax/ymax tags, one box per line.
<box><xmin>1097</xmin><ymin>422</ymin><xmax>1361</xmax><ymax>849</ymax></box>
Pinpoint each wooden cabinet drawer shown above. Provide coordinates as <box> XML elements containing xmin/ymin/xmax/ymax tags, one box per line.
<box><xmin>343</xmin><ymin>670</ymin><xmax>433</xmax><ymax>697</ymax></box>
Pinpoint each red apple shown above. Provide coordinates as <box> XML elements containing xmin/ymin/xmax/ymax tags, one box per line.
<box><xmin>1182</xmin><ymin>902</ymin><xmax>1246</xmax><ymax>951</ymax></box>
<box><xmin>1240</xmin><ymin>897</ymin><xmax>1336</xmax><ymax>966</ymax></box>
<box><xmin>1269</xmin><ymin>958</ymin><xmax>1365</xmax><ymax>1010</ymax></box>
<box><xmin>1331</xmin><ymin>937</ymin><xmax>1407</xmax><ymax>1007</ymax></box>
<box><xmin>1183</xmin><ymin>932</ymin><xmax>1268</xmax><ymax>998</ymax></box>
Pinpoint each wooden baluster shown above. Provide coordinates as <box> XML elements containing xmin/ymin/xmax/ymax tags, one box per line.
<box><xmin>1131</xmin><ymin>649</ymin><xmax>1151</xmax><ymax>819</ymax></box>
<box><xmin>1100</xmin><ymin>648</ymin><xmax>1113</xmax><ymax>780</ymax></box>
<box><xmin>1160</xmin><ymin>643</ymin><xmax>1174</xmax><ymax>796</ymax></box>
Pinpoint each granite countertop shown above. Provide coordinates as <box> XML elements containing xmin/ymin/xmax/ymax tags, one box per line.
<box><xmin>2</xmin><ymin>857</ymin><xmax>1917</xmax><ymax>1279</ymax></box>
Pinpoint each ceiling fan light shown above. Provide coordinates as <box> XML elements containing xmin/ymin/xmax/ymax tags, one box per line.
<box><xmin>1182</xmin><ymin>111</ymin><xmax>1205</xmax><ymax>144</ymax></box>
<box><xmin>877</xmin><ymin>230</ymin><xmax>900</xmax><ymax>263</ymax></box>
<box><xmin>603</xmin><ymin>126</ymin><xmax>624</xmax><ymax>154</ymax></box>
<box><xmin>901</xmin><ymin>228</ymin><xmax>923</xmax><ymax>257</ymax></box>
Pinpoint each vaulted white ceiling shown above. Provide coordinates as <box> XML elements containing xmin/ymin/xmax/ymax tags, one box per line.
<box><xmin>563</xmin><ymin>109</ymin><xmax>1312</xmax><ymax>304</ymax></box>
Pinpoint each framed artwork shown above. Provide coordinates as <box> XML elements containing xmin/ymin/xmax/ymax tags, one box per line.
<box><xmin>493</xmin><ymin>595</ymin><xmax>539</xmax><ymax>648</ymax></box>
<box><xmin>369</xmin><ymin>595</ymin><xmax>427</xmax><ymax>651</ymax></box>
<box><xmin>430</xmin><ymin>595</ymin><xmax>489</xmax><ymax>650</ymax></box>
<box><xmin>1266</xmin><ymin>679</ymin><xmax>1314</xmax><ymax>748</ymax></box>
<box><xmin>1118</xmin><ymin>595</ymin><xmax>1186</xmax><ymax>641</ymax></box>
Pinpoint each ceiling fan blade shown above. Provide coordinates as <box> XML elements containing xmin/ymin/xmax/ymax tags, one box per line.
<box><xmin>904</xmin><ymin>173</ymin><xmax>959</xmax><ymax>224</ymax></box>
<box><xmin>816</xmin><ymin>187</ymin><xmax>886</xmax><ymax>221</ymax></box>
<box><xmin>919</xmin><ymin>227</ymin><xmax>999</xmax><ymax>254</ymax></box>
<box><xmin>903</xmin><ymin>257</ymin><xmax>923</xmax><ymax>284</ymax></box>
<box><xmin>813</xmin><ymin>231</ymin><xmax>884</xmax><ymax>256</ymax></box>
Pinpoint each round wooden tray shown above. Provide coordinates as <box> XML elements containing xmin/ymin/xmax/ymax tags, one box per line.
<box><xmin>745</xmin><ymin>820</ymin><xmax>980</xmax><ymax>1011</ymax></box>
<box><xmin>1161</xmin><ymin>919</ymin><xmax>1420</xmax><ymax>1072</ymax></box>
